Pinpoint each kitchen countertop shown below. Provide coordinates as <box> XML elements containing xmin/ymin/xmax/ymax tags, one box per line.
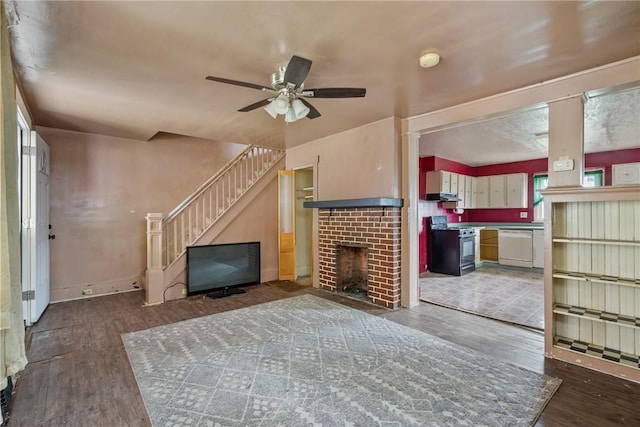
<box><xmin>457</xmin><ymin>222</ymin><xmax>544</xmax><ymax>230</ymax></box>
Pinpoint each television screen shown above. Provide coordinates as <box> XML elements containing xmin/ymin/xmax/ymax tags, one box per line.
<box><xmin>186</xmin><ymin>242</ymin><xmax>260</xmax><ymax>296</ymax></box>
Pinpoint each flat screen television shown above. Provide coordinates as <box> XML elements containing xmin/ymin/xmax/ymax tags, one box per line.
<box><xmin>186</xmin><ymin>242</ymin><xmax>260</xmax><ymax>298</ymax></box>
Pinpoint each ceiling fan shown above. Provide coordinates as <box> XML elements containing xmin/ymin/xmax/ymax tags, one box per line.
<box><xmin>205</xmin><ymin>55</ymin><xmax>366</xmax><ymax>122</ymax></box>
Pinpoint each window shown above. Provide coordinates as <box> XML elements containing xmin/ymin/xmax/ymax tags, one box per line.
<box><xmin>533</xmin><ymin>169</ymin><xmax>604</xmax><ymax>221</ymax></box>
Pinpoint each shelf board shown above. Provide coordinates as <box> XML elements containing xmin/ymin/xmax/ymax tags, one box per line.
<box><xmin>302</xmin><ymin>187</ymin><xmax>314</xmax><ymax>191</ymax></box>
<box><xmin>553</xmin><ymin>303</ymin><xmax>640</xmax><ymax>330</ymax></box>
<box><xmin>304</xmin><ymin>195</ymin><xmax>313</xmax><ymax>199</ymax></box>
<box><xmin>552</xmin><ymin>270</ymin><xmax>640</xmax><ymax>288</ymax></box>
<box><xmin>552</xmin><ymin>237</ymin><xmax>640</xmax><ymax>247</ymax></box>
<box><xmin>554</xmin><ymin>336</ymin><xmax>639</xmax><ymax>370</ymax></box>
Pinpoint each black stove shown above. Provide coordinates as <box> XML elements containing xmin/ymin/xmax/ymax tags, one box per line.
<box><xmin>427</xmin><ymin>216</ymin><xmax>476</xmax><ymax>276</ymax></box>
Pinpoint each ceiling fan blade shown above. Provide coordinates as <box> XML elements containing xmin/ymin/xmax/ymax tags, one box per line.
<box><xmin>205</xmin><ymin>76</ymin><xmax>272</xmax><ymax>92</ymax></box>
<box><xmin>238</xmin><ymin>98</ymin><xmax>272</xmax><ymax>112</ymax></box>
<box><xmin>299</xmin><ymin>98</ymin><xmax>321</xmax><ymax>119</ymax></box>
<box><xmin>284</xmin><ymin>55</ymin><xmax>312</xmax><ymax>88</ymax></box>
<box><xmin>303</xmin><ymin>88</ymin><xmax>366</xmax><ymax>98</ymax></box>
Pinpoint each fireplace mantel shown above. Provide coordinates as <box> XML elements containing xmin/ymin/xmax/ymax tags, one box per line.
<box><xmin>303</xmin><ymin>198</ymin><xmax>403</xmax><ymax>209</ymax></box>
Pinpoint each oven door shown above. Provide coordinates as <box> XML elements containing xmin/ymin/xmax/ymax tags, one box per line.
<box><xmin>459</xmin><ymin>235</ymin><xmax>475</xmax><ymax>266</ymax></box>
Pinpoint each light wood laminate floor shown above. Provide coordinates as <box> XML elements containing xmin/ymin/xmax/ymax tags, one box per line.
<box><xmin>6</xmin><ymin>284</ymin><xmax>639</xmax><ymax>426</ymax></box>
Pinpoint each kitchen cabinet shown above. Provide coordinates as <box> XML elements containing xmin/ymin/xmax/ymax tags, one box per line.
<box><xmin>426</xmin><ymin>170</ymin><xmax>452</xmax><ymax>194</ymax></box>
<box><xmin>506</xmin><ymin>173</ymin><xmax>528</xmax><ymax>208</ymax></box>
<box><xmin>489</xmin><ymin>175</ymin><xmax>506</xmax><ymax>207</ymax></box>
<box><xmin>450</xmin><ymin>173</ymin><xmax>459</xmax><ymax>197</ymax></box>
<box><xmin>475</xmin><ymin>176</ymin><xmax>489</xmax><ymax>208</ymax></box>
<box><xmin>428</xmin><ymin>170</ymin><xmax>528</xmax><ymax>209</ymax></box>
<box><xmin>532</xmin><ymin>229</ymin><xmax>544</xmax><ymax>268</ymax></box>
<box><xmin>543</xmin><ymin>185</ymin><xmax>640</xmax><ymax>382</ymax></box>
<box><xmin>442</xmin><ymin>173</ymin><xmax>476</xmax><ymax>209</ymax></box>
<box><xmin>455</xmin><ymin>174</ymin><xmax>465</xmax><ymax>207</ymax></box>
<box><xmin>479</xmin><ymin>229</ymin><xmax>499</xmax><ymax>262</ymax></box>
<box><xmin>466</xmin><ymin>176</ymin><xmax>475</xmax><ymax>208</ymax></box>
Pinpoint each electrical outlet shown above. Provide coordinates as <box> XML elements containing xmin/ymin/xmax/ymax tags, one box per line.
<box><xmin>520</xmin><ymin>211</ymin><xmax>528</xmax><ymax>218</ymax></box>
<box><xmin>82</xmin><ymin>289</ymin><xmax>93</xmax><ymax>296</ymax></box>
<box><xmin>182</xmin><ymin>288</ymin><xmax>187</xmax><ymax>295</ymax></box>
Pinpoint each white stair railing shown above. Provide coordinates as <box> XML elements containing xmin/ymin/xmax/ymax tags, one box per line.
<box><xmin>160</xmin><ymin>145</ymin><xmax>284</xmax><ymax>268</ymax></box>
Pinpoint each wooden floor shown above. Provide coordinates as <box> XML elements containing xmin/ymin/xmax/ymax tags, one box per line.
<box><xmin>6</xmin><ymin>284</ymin><xmax>640</xmax><ymax>426</ymax></box>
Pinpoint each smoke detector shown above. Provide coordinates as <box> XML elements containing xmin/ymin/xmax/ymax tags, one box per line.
<box><xmin>419</xmin><ymin>49</ymin><xmax>441</xmax><ymax>68</ymax></box>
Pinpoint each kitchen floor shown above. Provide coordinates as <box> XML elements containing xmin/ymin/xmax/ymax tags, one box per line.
<box><xmin>419</xmin><ymin>264</ymin><xmax>544</xmax><ymax>330</ymax></box>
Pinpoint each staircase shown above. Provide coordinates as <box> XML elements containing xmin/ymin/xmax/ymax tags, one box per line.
<box><xmin>144</xmin><ymin>145</ymin><xmax>285</xmax><ymax>304</ymax></box>
<box><xmin>163</xmin><ymin>145</ymin><xmax>284</xmax><ymax>267</ymax></box>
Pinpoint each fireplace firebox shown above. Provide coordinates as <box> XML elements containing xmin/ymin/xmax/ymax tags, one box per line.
<box><xmin>336</xmin><ymin>244</ymin><xmax>369</xmax><ymax>296</ymax></box>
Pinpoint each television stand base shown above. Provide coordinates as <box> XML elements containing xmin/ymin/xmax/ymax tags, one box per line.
<box><xmin>206</xmin><ymin>288</ymin><xmax>246</xmax><ymax>299</ymax></box>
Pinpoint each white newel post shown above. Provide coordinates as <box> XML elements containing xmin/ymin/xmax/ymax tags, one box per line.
<box><xmin>145</xmin><ymin>213</ymin><xmax>164</xmax><ymax>305</ymax></box>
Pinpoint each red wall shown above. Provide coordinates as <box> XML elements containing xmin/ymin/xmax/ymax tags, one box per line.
<box><xmin>418</xmin><ymin>157</ymin><xmax>472</xmax><ymax>271</ymax></box>
<box><xmin>418</xmin><ymin>149</ymin><xmax>640</xmax><ymax>272</ymax></box>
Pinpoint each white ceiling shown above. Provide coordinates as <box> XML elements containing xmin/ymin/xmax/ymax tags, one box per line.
<box><xmin>419</xmin><ymin>86</ymin><xmax>640</xmax><ymax>166</ymax></box>
<box><xmin>4</xmin><ymin>1</ymin><xmax>640</xmax><ymax>158</ymax></box>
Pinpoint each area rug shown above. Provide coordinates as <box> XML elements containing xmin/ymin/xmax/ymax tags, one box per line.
<box><xmin>122</xmin><ymin>294</ymin><xmax>560</xmax><ymax>426</ymax></box>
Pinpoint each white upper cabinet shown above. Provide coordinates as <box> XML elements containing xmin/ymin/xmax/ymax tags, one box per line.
<box><xmin>489</xmin><ymin>175</ymin><xmax>506</xmax><ymax>207</ymax></box>
<box><xmin>426</xmin><ymin>170</ymin><xmax>452</xmax><ymax>194</ymax></box>
<box><xmin>456</xmin><ymin>174</ymin><xmax>465</xmax><ymax>207</ymax></box>
<box><xmin>465</xmin><ymin>176</ymin><xmax>474</xmax><ymax>208</ymax></box>
<box><xmin>506</xmin><ymin>173</ymin><xmax>528</xmax><ymax>208</ymax></box>
<box><xmin>475</xmin><ymin>176</ymin><xmax>490</xmax><ymax>208</ymax></box>
<box><xmin>428</xmin><ymin>170</ymin><xmax>528</xmax><ymax>209</ymax></box>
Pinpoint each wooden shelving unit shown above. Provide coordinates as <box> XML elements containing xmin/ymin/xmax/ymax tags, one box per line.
<box><xmin>542</xmin><ymin>185</ymin><xmax>640</xmax><ymax>383</ymax></box>
<box><xmin>297</xmin><ymin>186</ymin><xmax>314</xmax><ymax>200</ymax></box>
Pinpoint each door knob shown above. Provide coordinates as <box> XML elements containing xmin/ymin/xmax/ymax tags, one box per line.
<box><xmin>49</xmin><ymin>234</ymin><xmax>56</xmax><ymax>240</ymax></box>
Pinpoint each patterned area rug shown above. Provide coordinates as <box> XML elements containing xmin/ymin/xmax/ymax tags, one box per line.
<box><xmin>122</xmin><ymin>295</ymin><xmax>560</xmax><ymax>426</ymax></box>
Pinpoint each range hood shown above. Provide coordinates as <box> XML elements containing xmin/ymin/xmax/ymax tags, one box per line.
<box><xmin>425</xmin><ymin>192</ymin><xmax>460</xmax><ymax>202</ymax></box>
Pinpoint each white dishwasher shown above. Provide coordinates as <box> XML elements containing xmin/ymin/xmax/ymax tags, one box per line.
<box><xmin>498</xmin><ymin>229</ymin><xmax>533</xmax><ymax>268</ymax></box>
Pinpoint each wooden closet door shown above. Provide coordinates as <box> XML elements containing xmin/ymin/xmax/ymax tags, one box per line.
<box><xmin>278</xmin><ymin>170</ymin><xmax>295</xmax><ymax>280</ymax></box>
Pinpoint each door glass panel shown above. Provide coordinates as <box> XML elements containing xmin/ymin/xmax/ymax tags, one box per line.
<box><xmin>279</xmin><ymin>173</ymin><xmax>292</xmax><ymax>233</ymax></box>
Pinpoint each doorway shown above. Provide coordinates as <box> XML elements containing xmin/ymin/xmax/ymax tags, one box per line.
<box><xmin>277</xmin><ymin>166</ymin><xmax>314</xmax><ymax>284</ymax></box>
<box><xmin>294</xmin><ymin>166</ymin><xmax>313</xmax><ymax>284</ymax></box>
<box><xmin>19</xmin><ymin>119</ymin><xmax>51</xmax><ymax>326</ymax></box>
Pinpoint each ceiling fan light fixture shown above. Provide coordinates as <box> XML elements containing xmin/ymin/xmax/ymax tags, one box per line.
<box><xmin>419</xmin><ymin>49</ymin><xmax>440</xmax><ymax>68</ymax></box>
<box><xmin>273</xmin><ymin>94</ymin><xmax>290</xmax><ymax>114</ymax></box>
<box><xmin>263</xmin><ymin>100</ymin><xmax>280</xmax><ymax>119</ymax></box>
<box><xmin>291</xmin><ymin>99</ymin><xmax>310</xmax><ymax>120</ymax></box>
<box><xmin>284</xmin><ymin>107</ymin><xmax>298</xmax><ymax>123</ymax></box>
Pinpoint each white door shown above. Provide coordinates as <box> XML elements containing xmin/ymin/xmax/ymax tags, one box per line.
<box><xmin>21</xmin><ymin>131</ymin><xmax>51</xmax><ymax>325</ymax></box>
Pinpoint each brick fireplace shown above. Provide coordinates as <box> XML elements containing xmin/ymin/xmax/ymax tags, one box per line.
<box><xmin>306</xmin><ymin>199</ymin><xmax>402</xmax><ymax>309</ymax></box>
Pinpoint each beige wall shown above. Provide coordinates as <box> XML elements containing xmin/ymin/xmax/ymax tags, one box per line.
<box><xmin>39</xmin><ymin>127</ymin><xmax>249</xmax><ymax>301</ymax></box>
<box><xmin>162</xmin><ymin>174</ymin><xmax>280</xmax><ymax>301</ymax></box>
<box><xmin>286</xmin><ymin>117</ymin><xmax>401</xmax><ymax>199</ymax></box>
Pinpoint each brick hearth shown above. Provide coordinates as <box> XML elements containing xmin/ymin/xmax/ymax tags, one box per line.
<box><xmin>317</xmin><ymin>207</ymin><xmax>401</xmax><ymax>309</ymax></box>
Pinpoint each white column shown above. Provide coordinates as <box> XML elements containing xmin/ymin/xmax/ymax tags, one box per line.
<box><xmin>401</xmin><ymin>125</ymin><xmax>420</xmax><ymax>307</ymax></box>
<box><xmin>547</xmin><ymin>95</ymin><xmax>585</xmax><ymax>187</ymax></box>
<box><xmin>145</xmin><ymin>213</ymin><xmax>164</xmax><ymax>305</ymax></box>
